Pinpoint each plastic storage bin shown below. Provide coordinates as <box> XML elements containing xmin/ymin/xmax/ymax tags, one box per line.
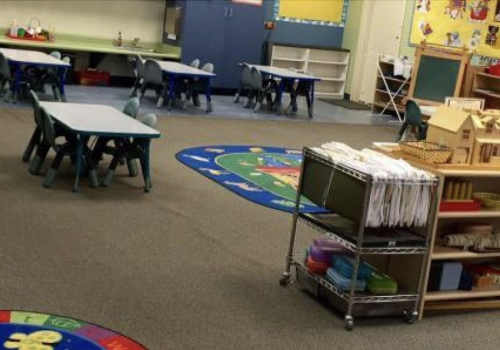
<box><xmin>326</xmin><ymin>267</ymin><xmax>366</xmax><ymax>292</ymax></box>
<box><xmin>367</xmin><ymin>271</ymin><xmax>398</xmax><ymax>294</ymax></box>
<box><xmin>331</xmin><ymin>255</ymin><xmax>374</xmax><ymax>280</ymax></box>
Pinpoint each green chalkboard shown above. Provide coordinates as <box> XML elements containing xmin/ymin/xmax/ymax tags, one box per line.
<box><xmin>413</xmin><ymin>55</ymin><xmax>461</xmax><ymax>103</ymax></box>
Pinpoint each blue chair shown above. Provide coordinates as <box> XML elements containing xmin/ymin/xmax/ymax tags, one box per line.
<box><xmin>397</xmin><ymin>100</ymin><xmax>428</xmax><ymax>141</ymax></box>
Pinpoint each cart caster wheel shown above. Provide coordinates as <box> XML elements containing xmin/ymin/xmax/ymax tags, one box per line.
<box><xmin>279</xmin><ymin>273</ymin><xmax>291</xmax><ymax>287</ymax></box>
<box><xmin>403</xmin><ymin>310</ymin><xmax>417</xmax><ymax>324</ymax></box>
<box><xmin>345</xmin><ymin>317</ymin><xmax>354</xmax><ymax>331</ymax></box>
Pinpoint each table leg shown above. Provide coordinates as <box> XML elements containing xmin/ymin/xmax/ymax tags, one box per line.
<box><xmin>205</xmin><ymin>78</ymin><xmax>213</xmax><ymax>113</ymax></box>
<box><xmin>59</xmin><ymin>69</ymin><xmax>67</xmax><ymax>102</ymax></box>
<box><xmin>308</xmin><ymin>81</ymin><xmax>315</xmax><ymax>119</ymax></box>
<box><xmin>142</xmin><ymin>139</ymin><xmax>152</xmax><ymax>193</ymax></box>
<box><xmin>10</xmin><ymin>65</ymin><xmax>23</xmax><ymax>104</ymax></box>
<box><xmin>275</xmin><ymin>79</ymin><xmax>285</xmax><ymax>115</ymax></box>
<box><xmin>72</xmin><ymin>136</ymin><xmax>84</xmax><ymax>193</ymax></box>
<box><xmin>167</xmin><ymin>75</ymin><xmax>176</xmax><ymax>111</ymax></box>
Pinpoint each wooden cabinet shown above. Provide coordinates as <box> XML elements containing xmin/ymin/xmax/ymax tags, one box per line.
<box><xmin>168</xmin><ymin>0</ymin><xmax>265</xmax><ymax>89</ymax></box>
<box><xmin>420</xmin><ymin>168</ymin><xmax>500</xmax><ymax>316</ymax></box>
<box><xmin>270</xmin><ymin>44</ymin><xmax>350</xmax><ymax>99</ymax></box>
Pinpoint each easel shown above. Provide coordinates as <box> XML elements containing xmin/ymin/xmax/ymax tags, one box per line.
<box><xmin>408</xmin><ymin>43</ymin><xmax>470</xmax><ymax>106</ymax></box>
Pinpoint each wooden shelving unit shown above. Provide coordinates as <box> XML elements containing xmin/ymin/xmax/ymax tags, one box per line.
<box><xmin>418</xmin><ymin>167</ymin><xmax>500</xmax><ymax>317</ymax></box>
<box><xmin>270</xmin><ymin>44</ymin><xmax>350</xmax><ymax>100</ymax></box>
<box><xmin>372</xmin><ymin>57</ymin><xmax>411</xmax><ymax>121</ymax></box>
<box><xmin>472</xmin><ymin>71</ymin><xmax>500</xmax><ymax>109</ymax></box>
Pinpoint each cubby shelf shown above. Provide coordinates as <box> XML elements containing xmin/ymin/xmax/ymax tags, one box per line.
<box><xmin>425</xmin><ymin>289</ymin><xmax>500</xmax><ymax>302</ymax></box>
<box><xmin>270</xmin><ymin>44</ymin><xmax>350</xmax><ymax>100</ymax></box>
<box><xmin>432</xmin><ymin>245</ymin><xmax>500</xmax><ymax>260</ymax></box>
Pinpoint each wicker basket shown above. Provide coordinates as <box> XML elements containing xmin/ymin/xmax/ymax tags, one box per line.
<box><xmin>399</xmin><ymin>141</ymin><xmax>453</xmax><ymax>164</ymax></box>
<box><xmin>472</xmin><ymin>192</ymin><xmax>500</xmax><ymax>209</ymax></box>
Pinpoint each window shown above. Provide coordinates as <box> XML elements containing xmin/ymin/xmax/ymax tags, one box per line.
<box><xmin>462</xmin><ymin>129</ymin><xmax>470</xmax><ymax>140</ymax></box>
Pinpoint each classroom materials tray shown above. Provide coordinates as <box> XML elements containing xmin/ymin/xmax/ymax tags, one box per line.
<box><xmin>399</xmin><ymin>141</ymin><xmax>453</xmax><ymax>164</ymax></box>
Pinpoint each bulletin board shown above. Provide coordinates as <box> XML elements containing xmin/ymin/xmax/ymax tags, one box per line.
<box><xmin>273</xmin><ymin>0</ymin><xmax>349</xmax><ymax>27</ymax></box>
<box><xmin>410</xmin><ymin>0</ymin><xmax>500</xmax><ymax>59</ymax></box>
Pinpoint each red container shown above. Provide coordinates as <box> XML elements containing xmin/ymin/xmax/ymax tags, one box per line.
<box><xmin>439</xmin><ymin>199</ymin><xmax>481</xmax><ymax>212</ymax></box>
<box><xmin>6</xmin><ymin>33</ymin><xmax>46</xmax><ymax>42</ymax></box>
<box><xmin>489</xmin><ymin>64</ymin><xmax>500</xmax><ymax>77</ymax></box>
<box><xmin>76</xmin><ymin>69</ymin><xmax>110</xmax><ymax>86</ymax></box>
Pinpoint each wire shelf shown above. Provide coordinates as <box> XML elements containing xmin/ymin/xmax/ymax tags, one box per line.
<box><xmin>298</xmin><ymin>215</ymin><xmax>428</xmax><ymax>255</ymax></box>
<box><xmin>295</xmin><ymin>263</ymin><xmax>419</xmax><ymax>304</ymax></box>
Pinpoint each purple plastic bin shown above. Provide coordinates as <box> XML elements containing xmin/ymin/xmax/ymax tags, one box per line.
<box><xmin>313</xmin><ymin>238</ymin><xmax>350</xmax><ymax>255</ymax></box>
<box><xmin>309</xmin><ymin>244</ymin><xmax>331</xmax><ymax>263</ymax></box>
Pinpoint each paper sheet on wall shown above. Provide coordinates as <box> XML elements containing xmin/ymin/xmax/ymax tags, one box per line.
<box><xmin>278</xmin><ymin>0</ymin><xmax>345</xmax><ymax>23</ymax></box>
<box><xmin>410</xmin><ymin>0</ymin><xmax>500</xmax><ymax>59</ymax></box>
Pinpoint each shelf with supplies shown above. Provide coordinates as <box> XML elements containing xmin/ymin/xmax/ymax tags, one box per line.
<box><xmin>371</xmin><ymin>57</ymin><xmax>412</xmax><ymax>122</ymax></box>
<box><xmin>280</xmin><ymin>146</ymin><xmax>439</xmax><ymax>330</ymax></box>
<box><xmin>432</xmin><ymin>245</ymin><xmax>500</xmax><ymax>260</ymax></box>
<box><xmin>472</xmin><ymin>70</ymin><xmax>500</xmax><ymax>108</ymax></box>
<box><xmin>419</xmin><ymin>167</ymin><xmax>500</xmax><ymax>316</ymax></box>
<box><xmin>270</xmin><ymin>44</ymin><xmax>350</xmax><ymax>100</ymax></box>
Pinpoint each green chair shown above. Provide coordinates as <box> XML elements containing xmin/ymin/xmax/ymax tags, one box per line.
<box><xmin>397</xmin><ymin>100</ymin><xmax>428</xmax><ymax>141</ymax></box>
<box><xmin>22</xmin><ymin>91</ymin><xmax>44</xmax><ymax>162</ymax></box>
<box><xmin>0</xmin><ymin>52</ymin><xmax>11</xmax><ymax>98</ymax></box>
<box><xmin>41</xmin><ymin>107</ymin><xmax>98</xmax><ymax>189</ymax></box>
<box><xmin>102</xmin><ymin>113</ymin><xmax>158</xmax><ymax>191</ymax></box>
<box><xmin>90</xmin><ymin>98</ymin><xmax>141</xmax><ymax>178</ymax></box>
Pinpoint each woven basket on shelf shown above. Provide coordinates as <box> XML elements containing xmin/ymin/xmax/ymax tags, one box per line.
<box><xmin>472</xmin><ymin>192</ymin><xmax>500</xmax><ymax>209</ymax></box>
<box><xmin>399</xmin><ymin>141</ymin><xmax>453</xmax><ymax>164</ymax></box>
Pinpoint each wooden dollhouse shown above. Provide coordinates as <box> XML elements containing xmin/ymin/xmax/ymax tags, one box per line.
<box><xmin>471</xmin><ymin>110</ymin><xmax>500</xmax><ymax>164</ymax></box>
<box><xmin>426</xmin><ymin>106</ymin><xmax>475</xmax><ymax>164</ymax></box>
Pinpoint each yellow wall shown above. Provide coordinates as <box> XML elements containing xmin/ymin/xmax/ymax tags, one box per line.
<box><xmin>0</xmin><ymin>0</ymin><xmax>165</xmax><ymax>42</ymax></box>
<box><xmin>279</xmin><ymin>0</ymin><xmax>345</xmax><ymax>23</ymax></box>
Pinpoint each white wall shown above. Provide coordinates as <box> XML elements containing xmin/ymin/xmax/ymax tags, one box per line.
<box><xmin>0</xmin><ymin>0</ymin><xmax>165</xmax><ymax>42</ymax></box>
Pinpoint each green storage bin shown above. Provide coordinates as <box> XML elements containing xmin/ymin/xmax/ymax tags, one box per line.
<box><xmin>367</xmin><ymin>271</ymin><xmax>398</xmax><ymax>295</ymax></box>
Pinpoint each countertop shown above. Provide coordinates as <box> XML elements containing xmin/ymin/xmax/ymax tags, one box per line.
<box><xmin>0</xmin><ymin>31</ymin><xmax>181</xmax><ymax>59</ymax></box>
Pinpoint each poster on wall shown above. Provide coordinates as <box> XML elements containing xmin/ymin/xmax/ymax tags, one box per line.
<box><xmin>410</xmin><ymin>0</ymin><xmax>500</xmax><ymax>58</ymax></box>
<box><xmin>273</xmin><ymin>0</ymin><xmax>349</xmax><ymax>27</ymax></box>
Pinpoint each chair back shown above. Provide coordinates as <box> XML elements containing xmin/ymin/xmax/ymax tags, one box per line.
<box><xmin>138</xmin><ymin>113</ymin><xmax>157</xmax><ymax>128</ymax></box>
<box><xmin>29</xmin><ymin>90</ymin><xmax>44</xmax><ymax>127</ymax></box>
<box><xmin>49</xmin><ymin>51</ymin><xmax>62</xmax><ymax>60</ymax></box>
<box><xmin>405</xmin><ymin>100</ymin><xmax>424</xmax><ymax>127</ymax></box>
<box><xmin>201</xmin><ymin>63</ymin><xmax>214</xmax><ymax>74</ymax></box>
<box><xmin>190</xmin><ymin>59</ymin><xmax>200</xmax><ymax>69</ymax></box>
<box><xmin>0</xmin><ymin>52</ymin><xmax>10</xmax><ymax>79</ymax></box>
<box><xmin>241</xmin><ymin>63</ymin><xmax>252</xmax><ymax>86</ymax></box>
<box><xmin>41</xmin><ymin>107</ymin><xmax>57</xmax><ymax>148</ymax></box>
<box><xmin>144</xmin><ymin>59</ymin><xmax>164</xmax><ymax>85</ymax></box>
<box><xmin>136</xmin><ymin>55</ymin><xmax>146</xmax><ymax>78</ymax></box>
<box><xmin>62</xmin><ymin>56</ymin><xmax>71</xmax><ymax>64</ymax></box>
<box><xmin>123</xmin><ymin>97</ymin><xmax>140</xmax><ymax>118</ymax></box>
<box><xmin>250</xmin><ymin>67</ymin><xmax>263</xmax><ymax>91</ymax></box>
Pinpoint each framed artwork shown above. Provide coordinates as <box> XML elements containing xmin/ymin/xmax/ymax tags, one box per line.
<box><xmin>445</xmin><ymin>97</ymin><xmax>485</xmax><ymax>110</ymax></box>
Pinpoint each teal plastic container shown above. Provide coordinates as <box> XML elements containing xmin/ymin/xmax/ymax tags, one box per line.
<box><xmin>326</xmin><ymin>267</ymin><xmax>366</xmax><ymax>292</ymax></box>
<box><xmin>331</xmin><ymin>255</ymin><xmax>374</xmax><ymax>280</ymax></box>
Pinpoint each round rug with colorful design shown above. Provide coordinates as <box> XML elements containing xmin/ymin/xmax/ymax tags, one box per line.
<box><xmin>176</xmin><ymin>145</ymin><xmax>327</xmax><ymax>213</ymax></box>
<box><xmin>0</xmin><ymin>311</ymin><xmax>146</xmax><ymax>350</ymax></box>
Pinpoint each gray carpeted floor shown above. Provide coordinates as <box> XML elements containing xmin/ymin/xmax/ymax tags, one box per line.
<box><xmin>1</xmin><ymin>108</ymin><xmax>500</xmax><ymax>349</ymax></box>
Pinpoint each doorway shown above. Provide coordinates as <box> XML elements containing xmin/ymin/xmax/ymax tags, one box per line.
<box><xmin>351</xmin><ymin>0</ymin><xmax>407</xmax><ymax>103</ymax></box>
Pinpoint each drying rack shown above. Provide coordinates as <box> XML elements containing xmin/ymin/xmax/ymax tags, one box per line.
<box><xmin>279</xmin><ymin>147</ymin><xmax>439</xmax><ymax>330</ymax></box>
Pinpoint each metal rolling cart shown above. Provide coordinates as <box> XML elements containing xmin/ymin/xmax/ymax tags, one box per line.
<box><xmin>279</xmin><ymin>147</ymin><xmax>439</xmax><ymax>330</ymax></box>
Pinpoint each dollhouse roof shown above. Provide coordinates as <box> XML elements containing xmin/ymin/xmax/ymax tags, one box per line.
<box><xmin>428</xmin><ymin>106</ymin><xmax>471</xmax><ymax>133</ymax></box>
<box><xmin>471</xmin><ymin>114</ymin><xmax>485</xmax><ymax>130</ymax></box>
<box><xmin>476</xmin><ymin>138</ymin><xmax>500</xmax><ymax>144</ymax></box>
